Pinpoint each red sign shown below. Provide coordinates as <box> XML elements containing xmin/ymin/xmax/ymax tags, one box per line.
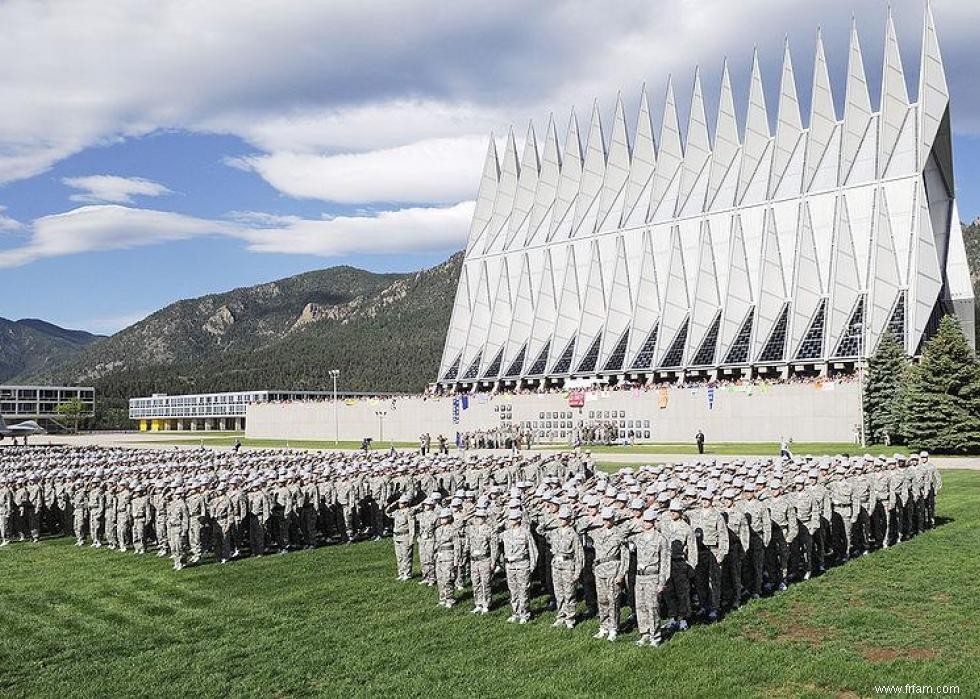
<box><xmin>568</xmin><ymin>391</ymin><xmax>585</xmax><ymax>408</ymax></box>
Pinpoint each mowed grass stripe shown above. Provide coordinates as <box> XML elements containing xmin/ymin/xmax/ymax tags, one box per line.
<box><xmin>2</xmin><ymin>471</ymin><xmax>979</xmax><ymax>697</ymax></box>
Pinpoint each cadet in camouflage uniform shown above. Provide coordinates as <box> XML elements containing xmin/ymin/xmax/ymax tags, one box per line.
<box><xmin>661</xmin><ymin>499</ymin><xmax>698</xmax><ymax>630</ymax></box>
<box><xmin>0</xmin><ymin>481</ymin><xmax>12</xmax><ymax>546</ymax></box>
<box><xmin>688</xmin><ymin>490</ymin><xmax>728</xmax><ymax>620</ymax></box>
<box><xmin>104</xmin><ymin>483</ymin><xmax>117</xmax><ymax>549</ymax></box>
<box><xmin>829</xmin><ymin>467</ymin><xmax>858</xmax><ymax>562</ymax></box>
<box><xmin>434</xmin><ymin>508</ymin><xmax>461</xmax><ymax>608</ymax></box>
<box><xmin>299</xmin><ymin>475</ymin><xmax>319</xmax><ymax>549</ymax></box>
<box><xmin>766</xmin><ymin>480</ymin><xmax>798</xmax><ymax>591</ymax></box>
<box><xmin>736</xmin><ymin>483</ymin><xmax>770</xmax><ymax>600</ymax></box>
<box><xmin>500</xmin><ymin>508</ymin><xmax>538</xmax><ymax>624</ymax></box>
<box><xmin>167</xmin><ymin>487</ymin><xmax>190</xmax><ymax>570</ymax></box>
<box><xmin>464</xmin><ymin>507</ymin><xmax>497</xmax><ymax>614</ymax></box>
<box><xmin>546</xmin><ymin>505</ymin><xmax>584</xmax><ymax>628</ymax></box>
<box><xmin>387</xmin><ymin>494</ymin><xmax>417</xmax><ymax>581</ymax></box>
<box><xmin>247</xmin><ymin>482</ymin><xmax>270</xmax><ymax>556</ymax></box>
<box><xmin>187</xmin><ymin>482</ymin><xmax>209</xmax><ymax>562</ymax></box>
<box><xmin>115</xmin><ymin>482</ymin><xmax>132</xmax><ymax>552</ymax></box>
<box><xmin>719</xmin><ymin>488</ymin><xmax>747</xmax><ymax>609</ymax></box>
<box><xmin>87</xmin><ymin>481</ymin><xmax>105</xmax><ymax>547</ymax></box>
<box><xmin>71</xmin><ymin>483</ymin><xmax>87</xmax><ymax>546</ymax></box>
<box><xmin>629</xmin><ymin>508</ymin><xmax>671</xmax><ymax>646</ymax></box>
<box><xmin>130</xmin><ymin>484</ymin><xmax>151</xmax><ymax>554</ymax></box>
<box><xmin>152</xmin><ymin>483</ymin><xmax>169</xmax><ymax>556</ymax></box>
<box><xmin>588</xmin><ymin>507</ymin><xmax>628</xmax><ymax>640</ymax></box>
<box><xmin>210</xmin><ymin>484</ymin><xmax>236</xmax><ymax>563</ymax></box>
<box><xmin>415</xmin><ymin>495</ymin><xmax>439</xmax><ymax>586</ymax></box>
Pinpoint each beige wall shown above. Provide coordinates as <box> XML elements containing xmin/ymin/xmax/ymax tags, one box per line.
<box><xmin>246</xmin><ymin>381</ymin><xmax>861</xmax><ymax>444</ymax></box>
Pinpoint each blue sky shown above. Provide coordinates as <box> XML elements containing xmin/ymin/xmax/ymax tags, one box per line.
<box><xmin>1</xmin><ymin>0</ymin><xmax>978</xmax><ymax>334</ymax></box>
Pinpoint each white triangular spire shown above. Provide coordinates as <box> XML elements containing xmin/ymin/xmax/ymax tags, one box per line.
<box><xmin>600</xmin><ymin>236</ymin><xmax>634</xmax><ymax>368</ymax></box>
<box><xmin>650</xmin><ymin>77</ymin><xmax>683</xmax><ymax>221</ymax></box>
<box><xmin>465</xmin><ymin>135</ymin><xmax>499</xmax><ymax>254</ymax></box>
<box><xmin>686</xmin><ymin>221</ymin><xmax>721</xmax><ymax>364</ymax></box>
<box><xmin>526</xmin><ymin>115</ymin><xmax>561</xmax><ymax>246</ymax></box>
<box><xmin>505</xmin><ymin>122</ymin><xmax>539</xmax><ymax>250</ymax></box>
<box><xmin>879</xmin><ymin>10</ymin><xmax>910</xmax><ymax>178</ymax></box>
<box><xmin>945</xmin><ymin>199</ymin><xmax>975</xmax><ymax>350</ymax></box>
<box><xmin>738</xmin><ymin>48</ymin><xmax>771</xmax><ymax>204</ymax></box>
<box><xmin>868</xmin><ymin>188</ymin><xmax>902</xmax><ymax>352</ymax></box>
<box><xmin>548</xmin><ymin>110</ymin><xmax>583</xmax><ymax>241</ymax></box>
<box><xmin>498</xmin><ymin>255</ymin><xmax>532</xmax><ymax>377</ymax></box>
<box><xmin>719</xmin><ymin>215</ymin><xmax>754</xmax><ymax>360</ymax></box>
<box><xmin>677</xmin><ymin>67</ymin><xmax>711</xmax><ymax>215</ymax></box>
<box><xmin>918</xmin><ymin>0</ymin><xmax>950</xmax><ymax>170</ymax></box>
<box><xmin>550</xmin><ymin>245</ymin><xmax>582</xmax><ymax>369</ymax></box>
<box><xmin>753</xmin><ymin>209</ymin><xmax>788</xmax><ymax>358</ymax></box>
<box><xmin>707</xmin><ymin>60</ymin><xmax>740</xmax><ymax>210</ymax></box>
<box><xmin>840</xmin><ymin>19</ymin><xmax>873</xmax><ymax>185</ymax></box>
<box><xmin>526</xmin><ymin>248</ymin><xmax>557</xmax><ymax>373</ymax></box>
<box><xmin>597</xmin><ymin>94</ymin><xmax>631</xmax><ymax>233</ymax></box>
<box><xmin>460</xmin><ymin>260</ymin><xmax>493</xmax><ymax>376</ymax></box>
<box><xmin>571</xmin><ymin>101</ymin><xmax>606</xmax><ymax>237</ymax></box>
<box><xmin>789</xmin><ymin>202</ymin><xmax>824</xmax><ymax>355</ymax></box>
<box><xmin>439</xmin><ymin>264</ymin><xmax>473</xmax><ymax>377</ymax></box>
<box><xmin>806</xmin><ymin>29</ymin><xmax>837</xmax><ymax>192</ymax></box>
<box><xmin>827</xmin><ymin>196</ymin><xmax>862</xmax><ymax>353</ymax></box>
<box><xmin>656</xmin><ymin>226</ymin><xmax>690</xmax><ymax>364</ymax></box>
<box><xmin>573</xmin><ymin>241</ymin><xmax>608</xmax><ymax>369</ymax></box>
<box><xmin>622</xmin><ymin>86</ymin><xmax>657</xmax><ymax>226</ymax></box>
<box><xmin>481</xmin><ymin>128</ymin><xmax>520</xmax><ymax>254</ymax></box>
<box><xmin>626</xmin><ymin>229</ymin><xmax>661</xmax><ymax>367</ymax></box>
<box><xmin>481</xmin><ymin>257</ymin><xmax>513</xmax><ymax>377</ymax></box>
<box><xmin>770</xmin><ymin>39</ymin><xmax>803</xmax><ymax>198</ymax></box>
<box><xmin>909</xmin><ymin>180</ymin><xmax>943</xmax><ymax>352</ymax></box>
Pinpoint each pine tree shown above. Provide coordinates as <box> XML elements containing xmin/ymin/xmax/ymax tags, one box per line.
<box><xmin>863</xmin><ymin>332</ymin><xmax>908</xmax><ymax>445</ymax></box>
<box><xmin>902</xmin><ymin>315</ymin><xmax>980</xmax><ymax>454</ymax></box>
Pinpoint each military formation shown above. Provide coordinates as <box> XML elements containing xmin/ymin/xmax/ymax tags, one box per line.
<box><xmin>1</xmin><ymin>445</ymin><xmax>941</xmax><ymax>646</ymax></box>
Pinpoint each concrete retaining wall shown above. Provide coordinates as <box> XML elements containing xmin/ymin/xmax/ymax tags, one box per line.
<box><xmin>246</xmin><ymin>381</ymin><xmax>861</xmax><ymax>444</ymax></box>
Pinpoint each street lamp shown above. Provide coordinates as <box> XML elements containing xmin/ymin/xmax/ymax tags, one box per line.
<box><xmin>329</xmin><ymin>369</ymin><xmax>340</xmax><ymax>446</ymax></box>
<box><xmin>375</xmin><ymin>410</ymin><xmax>388</xmax><ymax>446</ymax></box>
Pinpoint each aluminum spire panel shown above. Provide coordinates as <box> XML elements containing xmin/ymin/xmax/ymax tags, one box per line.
<box><xmin>505</xmin><ymin>122</ymin><xmax>540</xmax><ymax>250</ymax></box>
<box><xmin>465</xmin><ymin>136</ymin><xmax>499</xmax><ymax>254</ymax></box>
<box><xmin>879</xmin><ymin>11</ymin><xmax>910</xmax><ymax>179</ymax></box>
<box><xmin>677</xmin><ymin>68</ymin><xmax>711</xmax><ymax>216</ymax></box>
<box><xmin>626</xmin><ymin>229</ymin><xmax>661</xmax><ymax>366</ymax></box>
<box><xmin>719</xmin><ymin>215</ymin><xmax>754</xmax><ymax>361</ymax></box>
<box><xmin>571</xmin><ymin>102</ymin><xmax>607</xmax><ymax>238</ymax></box>
<box><xmin>526</xmin><ymin>116</ymin><xmax>561</xmax><ymax>247</ymax></box>
<box><xmin>439</xmin><ymin>263</ymin><xmax>473</xmax><ymax>377</ymax></box>
<box><xmin>460</xmin><ymin>260</ymin><xmax>493</xmax><ymax>379</ymax></box>
<box><xmin>945</xmin><ymin>199</ymin><xmax>976</xmax><ymax>349</ymax></box>
<box><xmin>548</xmin><ymin>111</ymin><xmax>583</xmax><ymax>241</ymax></box>
<box><xmin>481</xmin><ymin>257</ymin><xmax>513</xmax><ymax>377</ymax></box>
<box><xmin>622</xmin><ymin>87</ymin><xmax>656</xmax><ymax>226</ymax></box>
<box><xmin>707</xmin><ymin>60</ymin><xmax>740</xmax><ymax>210</ymax></box>
<box><xmin>597</xmin><ymin>95</ymin><xmax>632</xmax><ymax>233</ymax></box>
<box><xmin>738</xmin><ymin>49</ymin><xmax>771</xmax><ymax>205</ymax></box>
<box><xmin>919</xmin><ymin>0</ymin><xmax>950</xmax><ymax>171</ymax></box>
<box><xmin>600</xmin><ymin>236</ymin><xmax>634</xmax><ymax>367</ymax></box>
<box><xmin>656</xmin><ymin>226</ymin><xmax>690</xmax><ymax>364</ymax></box>
<box><xmin>686</xmin><ymin>221</ymin><xmax>721</xmax><ymax>364</ymax></box>
<box><xmin>526</xmin><ymin>248</ymin><xmax>557</xmax><ymax>374</ymax></box>
<box><xmin>481</xmin><ymin>129</ymin><xmax>520</xmax><ymax>254</ymax></box>
<box><xmin>573</xmin><ymin>241</ymin><xmax>608</xmax><ymax>369</ymax></box>
<box><xmin>753</xmin><ymin>209</ymin><xmax>788</xmax><ymax>358</ymax></box>
<box><xmin>867</xmin><ymin>188</ymin><xmax>902</xmax><ymax>352</ymax></box>
<box><xmin>827</xmin><ymin>197</ymin><xmax>862</xmax><ymax>354</ymax></box>
<box><xmin>789</xmin><ymin>201</ymin><xmax>824</xmax><ymax>355</ymax></box>
<box><xmin>805</xmin><ymin>30</ymin><xmax>837</xmax><ymax>192</ymax></box>
<box><xmin>770</xmin><ymin>40</ymin><xmax>804</xmax><ymax>199</ymax></box>
<box><xmin>910</xmin><ymin>180</ymin><xmax>943</xmax><ymax>352</ymax></box>
<box><xmin>502</xmin><ymin>254</ymin><xmax>535</xmax><ymax>376</ymax></box>
<box><xmin>550</xmin><ymin>245</ymin><xmax>582</xmax><ymax>372</ymax></box>
<box><xmin>650</xmin><ymin>78</ymin><xmax>683</xmax><ymax>222</ymax></box>
<box><xmin>840</xmin><ymin>21</ymin><xmax>873</xmax><ymax>186</ymax></box>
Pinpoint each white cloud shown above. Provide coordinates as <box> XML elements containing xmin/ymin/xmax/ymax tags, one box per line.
<box><xmin>3</xmin><ymin>0</ymin><xmax>980</xmax><ymax>192</ymax></box>
<box><xmin>63</xmin><ymin>175</ymin><xmax>173</xmax><ymax>204</ymax></box>
<box><xmin>0</xmin><ymin>205</ymin><xmax>22</xmax><ymax>231</ymax></box>
<box><xmin>0</xmin><ymin>202</ymin><xmax>472</xmax><ymax>268</ymax></box>
<box><xmin>233</xmin><ymin>137</ymin><xmax>487</xmax><ymax>204</ymax></box>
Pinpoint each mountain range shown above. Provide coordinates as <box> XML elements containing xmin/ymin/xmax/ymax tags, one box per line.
<box><xmin>6</xmin><ymin>221</ymin><xmax>980</xmax><ymax>428</ymax></box>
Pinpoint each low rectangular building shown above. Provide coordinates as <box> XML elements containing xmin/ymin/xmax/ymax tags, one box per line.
<box><xmin>0</xmin><ymin>385</ymin><xmax>95</xmax><ymax>421</ymax></box>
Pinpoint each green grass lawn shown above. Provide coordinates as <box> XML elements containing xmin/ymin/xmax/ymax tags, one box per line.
<box><xmin>131</xmin><ymin>436</ymin><xmax>418</xmax><ymax>450</ymax></box>
<box><xmin>538</xmin><ymin>442</ymin><xmax>926</xmax><ymax>457</ymax></box>
<box><xmin>2</xmin><ymin>472</ymin><xmax>979</xmax><ymax>698</ymax></box>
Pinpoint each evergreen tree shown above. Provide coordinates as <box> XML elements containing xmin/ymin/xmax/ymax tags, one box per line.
<box><xmin>863</xmin><ymin>332</ymin><xmax>908</xmax><ymax>445</ymax></box>
<box><xmin>902</xmin><ymin>315</ymin><xmax>980</xmax><ymax>454</ymax></box>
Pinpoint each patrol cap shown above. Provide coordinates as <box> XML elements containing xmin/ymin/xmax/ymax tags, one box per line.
<box><xmin>642</xmin><ymin>508</ymin><xmax>658</xmax><ymax>522</ymax></box>
<box><xmin>438</xmin><ymin>508</ymin><xmax>453</xmax><ymax>519</ymax></box>
<box><xmin>629</xmin><ymin>498</ymin><xmax>645</xmax><ymax>510</ymax></box>
<box><xmin>507</xmin><ymin>509</ymin><xmax>523</xmax><ymax>520</ymax></box>
<box><xmin>669</xmin><ymin>499</ymin><xmax>684</xmax><ymax>512</ymax></box>
<box><xmin>601</xmin><ymin>507</ymin><xmax>616</xmax><ymax>520</ymax></box>
<box><xmin>656</xmin><ymin>491</ymin><xmax>671</xmax><ymax>504</ymax></box>
<box><xmin>474</xmin><ymin>508</ymin><xmax>488</xmax><ymax>518</ymax></box>
<box><xmin>558</xmin><ymin>505</ymin><xmax>572</xmax><ymax>520</ymax></box>
<box><xmin>398</xmin><ymin>494</ymin><xmax>411</xmax><ymax>503</ymax></box>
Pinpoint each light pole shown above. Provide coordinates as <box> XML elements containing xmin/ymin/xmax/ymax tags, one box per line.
<box><xmin>375</xmin><ymin>410</ymin><xmax>387</xmax><ymax>446</ymax></box>
<box><xmin>329</xmin><ymin>369</ymin><xmax>340</xmax><ymax>446</ymax></box>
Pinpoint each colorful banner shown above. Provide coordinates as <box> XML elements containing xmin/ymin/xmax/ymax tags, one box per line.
<box><xmin>707</xmin><ymin>387</ymin><xmax>715</xmax><ymax>410</ymax></box>
<box><xmin>568</xmin><ymin>391</ymin><xmax>586</xmax><ymax>408</ymax></box>
<box><xmin>461</xmin><ymin>395</ymin><xmax>469</xmax><ymax>410</ymax></box>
